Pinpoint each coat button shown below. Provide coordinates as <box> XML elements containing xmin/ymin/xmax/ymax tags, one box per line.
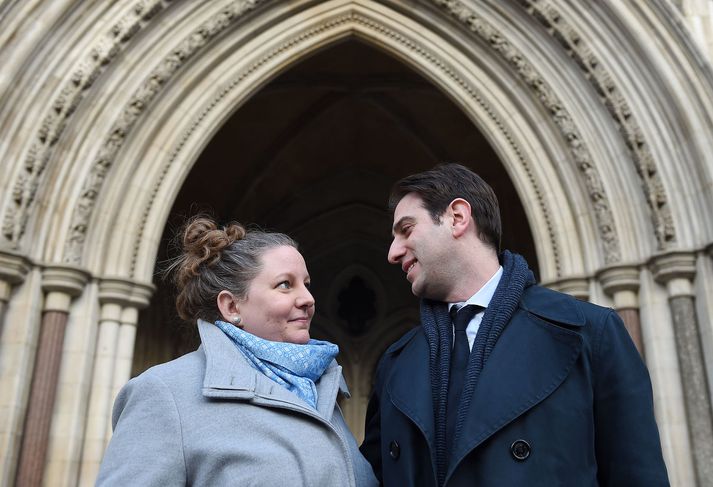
<box><xmin>510</xmin><ymin>439</ymin><xmax>530</xmax><ymax>461</ymax></box>
<box><xmin>389</xmin><ymin>440</ymin><xmax>400</xmax><ymax>459</ymax></box>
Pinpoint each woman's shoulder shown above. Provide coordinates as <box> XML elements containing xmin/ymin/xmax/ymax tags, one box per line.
<box><xmin>127</xmin><ymin>348</ymin><xmax>206</xmax><ymax>395</ymax></box>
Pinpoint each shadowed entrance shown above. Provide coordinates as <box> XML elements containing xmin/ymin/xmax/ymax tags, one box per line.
<box><xmin>134</xmin><ymin>39</ymin><xmax>537</xmax><ymax>440</ymax></box>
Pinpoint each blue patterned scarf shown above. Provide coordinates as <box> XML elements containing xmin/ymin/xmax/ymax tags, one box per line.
<box><xmin>214</xmin><ymin>320</ymin><xmax>339</xmax><ymax>409</ymax></box>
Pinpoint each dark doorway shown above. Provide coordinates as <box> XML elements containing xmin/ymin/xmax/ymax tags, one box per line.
<box><xmin>133</xmin><ymin>39</ymin><xmax>537</xmax><ymax>438</ymax></box>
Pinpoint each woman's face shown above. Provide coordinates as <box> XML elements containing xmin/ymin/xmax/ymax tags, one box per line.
<box><xmin>237</xmin><ymin>245</ymin><xmax>315</xmax><ymax>344</ymax></box>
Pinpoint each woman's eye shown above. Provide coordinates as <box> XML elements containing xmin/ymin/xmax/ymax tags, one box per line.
<box><xmin>304</xmin><ymin>281</ymin><xmax>311</xmax><ymax>289</ymax></box>
<box><xmin>277</xmin><ymin>281</ymin><xmax>290</xmax><ymax>289</ymax></box>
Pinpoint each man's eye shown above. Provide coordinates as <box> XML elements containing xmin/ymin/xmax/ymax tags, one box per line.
<box><xmin>277</xmin><ymin>281</ymin><xmax>290</xmax><ymax>289</ymax></box>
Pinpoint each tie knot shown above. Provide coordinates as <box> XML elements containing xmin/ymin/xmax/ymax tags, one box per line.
<box><xmin>450</xmin><ymin>304</ymin><xmax>483</xmax><ymax>331</ymax></box>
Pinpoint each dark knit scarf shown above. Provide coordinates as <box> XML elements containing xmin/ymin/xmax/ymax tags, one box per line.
<box><xmin>420</xmin><ymin>250</ymin><xmax>536</xmax><ymax>485</ymax></box>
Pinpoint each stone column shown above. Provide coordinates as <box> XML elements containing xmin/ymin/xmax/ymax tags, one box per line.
<box><xmin>651</xmin><ymin>251</ymin><xmax>713</xmax><ymax>487</ymax></box>
<box><xmin>78</xmin><ymin>278</ymin><xmax>153</xmax><ymax>486</ymax></box>
<box><xmin>78</xmin><ymin>280</ymin><xmax>130</xmax><ymax>486</ymax></box>
<box><xmin>598</xmin><ymin>265</ymin><xmax>644</xmax><ymax>356</ymax></box>
<box><xmin>0</xmin><ymin>251</ymin><xmax>32</xmax><ymax>339</ymax></box>
<box><xmin>0</xmin><ymin>251</ymin><xmax>32</xmax><ymax>486</ymax></box>
<box><xmin>14</xmin><ymin>266</ymin><xmax>88</xmax><ymax>487</ymax></box>
<box><xmin>107</xmin><ymin>282</ymin><xmax>153</xmax><ymax>438</ymax></box>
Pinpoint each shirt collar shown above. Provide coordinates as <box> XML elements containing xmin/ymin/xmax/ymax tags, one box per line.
<box><xmin>448</xmin><ymin>265</ymin><xmax>503</xmax><ymax>311</ymax></box>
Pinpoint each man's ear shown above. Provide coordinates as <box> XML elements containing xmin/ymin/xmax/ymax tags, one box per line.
<box><xmin>448</xmin><ymin>198</ymin><xmax>473</xmax><ymax>238</ymax></box>
<box><xmin>216</xmin><ymin>290</ymin><xmax>240</xmax><ymax>322</ymax></box>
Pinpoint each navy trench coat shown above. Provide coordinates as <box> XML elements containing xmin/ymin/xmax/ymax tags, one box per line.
<box><xmin>361</xmin><ymin>286</ymin><xmax>669</xmax><ymax>486</ymax></box>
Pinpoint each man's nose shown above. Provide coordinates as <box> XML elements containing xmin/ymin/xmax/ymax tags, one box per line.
<box><xmin>387</xmin><ymin>238</ymin><xmax>404</xmax><ymax>265</ymax></box>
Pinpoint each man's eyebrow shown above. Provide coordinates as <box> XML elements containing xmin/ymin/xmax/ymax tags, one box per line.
<box><xmin>392</xmin><ymin>216</ymin><xmax>414</xmax><ymax>235</ymax></box>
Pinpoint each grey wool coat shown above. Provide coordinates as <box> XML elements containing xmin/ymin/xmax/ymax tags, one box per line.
<box><xmin>97</xmin><ymin>319</ymin><xmax>378</xmax><ymax>486</ymax></box>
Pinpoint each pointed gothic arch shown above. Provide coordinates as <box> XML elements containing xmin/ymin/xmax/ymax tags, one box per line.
<box><xmin>1</xmin><ymin>1</ymin><xmax>712</xmax><ymax>485</ymax></box>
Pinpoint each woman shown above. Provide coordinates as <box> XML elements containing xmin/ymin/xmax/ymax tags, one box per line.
<box><xmin>97</xmin><ymin>217</ymin><xmax>377</xmax><ymax>486</ymax></box>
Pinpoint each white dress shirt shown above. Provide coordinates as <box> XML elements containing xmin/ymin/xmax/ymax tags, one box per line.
<box><xmin>448</xmin><ymin>266</ymin><xmax>503</xmax><ymax>351</ymax></box>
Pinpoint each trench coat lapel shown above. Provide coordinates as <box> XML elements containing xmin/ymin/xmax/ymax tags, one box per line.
<box><xmin>448</xmin><ymin>306</ymin><xmax>584</xmax><ymax>473</ymax></box>
<box><xmin>386</xmin><ymin>331</ymin><xmax>436</xmax><ymax>449</ymax></box>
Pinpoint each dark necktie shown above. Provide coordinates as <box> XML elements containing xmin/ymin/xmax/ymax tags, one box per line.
<box><xmin>446</xmin><ymin>304</ymin><xmax>483</xmax><ymax>456</ymax></box>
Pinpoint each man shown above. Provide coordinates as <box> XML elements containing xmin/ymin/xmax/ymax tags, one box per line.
<box><xmin>360</xmin><ymin>164</ymin><xmax>668</xmax><ymax>486</ymax></box>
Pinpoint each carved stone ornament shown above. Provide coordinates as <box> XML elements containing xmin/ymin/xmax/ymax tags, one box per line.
<box><xmin>2</xmin><ymin>0</ymin><xmax>176</xmax><ymax>247</ymax></box>
<box><xmin>516</xmin><ymin>0</ymin><xmax>676</xmax><ymax>250</ymax></box>
<box><xmin>62</xmin><ymin>0</ymin><xmax>267</xmax><ymax>265</ymax></box>
<box><xmin>596</xmin><ymin>264</ymin><xmax>640</xmax><ymax>296</ymax></box>
<box><xmin>432</xmin><ymin>0</ymin><xmax>621</xmax><ymax>264</ymax></box>
<box><xmin>649</xmin><ymin>250</ymin><xmax>696</xmax><ymax>286</ymax></box>
<box><xmin>0</xmin><ymin>249</ymin><xmax>32</xmax><ymax>284</ymax></box>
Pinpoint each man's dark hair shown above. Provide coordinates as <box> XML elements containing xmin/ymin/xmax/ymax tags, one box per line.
<box><xmin>388</xmin><ymin>163</ymin><xmax>502</xmax><ymax>251</ymax></box>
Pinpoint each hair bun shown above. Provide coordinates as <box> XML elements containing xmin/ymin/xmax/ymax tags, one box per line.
<box><xmin>224</xmin><ymin>222</ymin><xmax>246</xmax><ymax>243</ymax></box>
<box><xmin>176</xmin><ymin>217</ymin><xmax>245</xmax><ymax>286</ymax></box>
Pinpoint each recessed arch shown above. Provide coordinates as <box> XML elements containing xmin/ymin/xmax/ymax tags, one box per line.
<box><xmin>72</xmin><ymin>0</ymin><xmax>595</xmax><ymax>287</ymax></box>
<box><xmin>2</xmin><ymin>1</ymin><xmax>713</xmax><ymax>485</ymax></box>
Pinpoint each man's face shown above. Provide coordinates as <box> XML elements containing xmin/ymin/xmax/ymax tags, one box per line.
<box><xmin>388</xmin><ymin>193</ymin><xmax>454</xmax><ymax>300</ymax></box>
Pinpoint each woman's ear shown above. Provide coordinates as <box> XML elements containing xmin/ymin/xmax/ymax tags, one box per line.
<box><xmin>216</xmin><ymin>290</ymin><xmax>240</xmax><ymax>323</ymax></box>
<box><xmin>448</xmin><ymin>198</ymin><xmax>473</xmax><ymax>238</ymax></box>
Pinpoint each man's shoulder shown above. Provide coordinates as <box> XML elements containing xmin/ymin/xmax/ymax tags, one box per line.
<box><xmin>520</xmin><ymin>284</ymin><xmax>613</xmax><ymax>328</ymax></box>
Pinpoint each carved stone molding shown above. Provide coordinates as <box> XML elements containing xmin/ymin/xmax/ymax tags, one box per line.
<box><xmin>516</xmin><ymin>0</ymin><xmax>676</xmax><ymax>250</ymax></box>
<box><xmin>2</xmin><ymin>0</ymin><xmax>176</xmax><ymax>247</ymax></box>
<box><xmin>41</xmin><ymin>265</ymin><xmax>90</xmax><ymax>297</ymax></box>
<box><xmin>650</xmin><ymin>250</ymin><xmax>696</xmax><ymax>286</ymax></box>
<box><xmin>128</xmin><ymin>9</ymin><xmax>562</xmax><ymax>278</ymax></box>
<box><xmin>597</xmin><ymin>264</ymin><xmax>640</xmax><ymax>295</ymax></box>
<box><xmin>42</xmin><ymin>264</ymin><xmax>91</xmax><ymax>312</ymax></box>
<box><xmin>597</xmin><ymin>264</ymin><xmax>640</xmax><ymax>309</ymax></box>
<box><xmin>62</xmin><ymin>0</ymin><xmax>267</xmax><ymax>266</ymax></box>
<box><xmin>546</xmin><ymin>276</ymin><xmax>589</xmax><ymax>300</ymax></box>
<box><xmin>0</xmin><ymin>250</ymin><xmax>32</xmax><ymax>285</ymax></box>
<box><xmin>99</xmin><ymin>277</ymin><xmax>155</xmax><ymax>308</ymax></box>
<box><xmin>432</xmin><ymin>0</ymin><xmax>621</xmax><ymax>264</ymax></box>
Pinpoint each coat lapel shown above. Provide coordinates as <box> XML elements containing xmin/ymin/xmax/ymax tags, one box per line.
<box><xmin>197</xmin><ymin>319</ymin><xmax>331</xmax><ymax>411</ymax></box>
<box><xmin>449</xmin><ymin>304</ymin><xmax>583</xmax><ymax>472</ymax></box>
<box><xmin>386</xmin><ymin>331</ymin><xmax>436</xmax><ymax>448</ymax></box>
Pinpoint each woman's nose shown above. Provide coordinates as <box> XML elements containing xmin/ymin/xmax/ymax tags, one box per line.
<box><xmin>297</xmin><ymin>287</ymin><xmax>315</xmax><ymax>308</ymax></box>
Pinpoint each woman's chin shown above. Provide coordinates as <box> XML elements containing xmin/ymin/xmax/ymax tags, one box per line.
<box><xmin>286</xmin><ymin>331</ymin><xmax>311</xmax><ymax>344</ymax></box>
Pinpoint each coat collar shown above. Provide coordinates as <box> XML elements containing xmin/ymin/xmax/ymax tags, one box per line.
<box><xmin>197</xmin><ymin>319</ymin><xmax>349</xmax><ymax>417</ymax></box>
<box><xmin>385</xmin><ymin>288</ymin><xmax>585</xmax><ymax>482</ymax></box>
<box><xmin>519</xmin><ymin>285</ymin><xmax>586</xmax><ymax>327</ymax></box>
<box><xmin>446</xmin><ymin>290</ymin><xmax>584</xmax><ymax>480</ymax></box>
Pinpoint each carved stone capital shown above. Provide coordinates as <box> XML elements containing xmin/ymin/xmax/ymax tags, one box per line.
<box><xmin>649</xmin><ymin>251</ymin><xmax>696</xmax><ymax>285</ymax></box>
<box><xmin>546</xmin><ymin>276</ymin><xmax>589</xmax><ymax>300</ymax></box>
<box><xmin>597</xmin><ymin>264</ymin><xmax>640</xmax><ymax>295</ymax></box>
<box><xmin>650</xmin><ymin>251</ymin><xmax>696</xmax><ymax>298</ymax></box>
<box><xmin>130</xmin><ymin>282</ymin><xmax>155</xmax><ymax>310</ymax></box>
<box><xmin>98</xmin><ymin>278</ymin><xmax>135</xmax><ymax>306</ymax></box>
<box><xmin>42</xmin><ymin>265</ymin><xmax>90</xmax><ymax>297</ymax></box>
<box><xmin>99</xmin><ymin>277</ymin><xmax>154</xmax><ymax>309</ymax></box>
<box><xmin>0</xmin><ymin>249</ymin><xmax>32</xmax><ymax>285</ymax></box>
<box><xmin>42</xmin><ymin>265</ymin><xmax>91</xmax><ymax>312</ymax></box>
<box><xmin>597</xmin><ymin>264</ymin><xmax>640</xmax><ymax>309</ymax></box>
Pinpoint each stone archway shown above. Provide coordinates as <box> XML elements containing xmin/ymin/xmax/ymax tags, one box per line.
<box><xmin>132</xmin><ymin>38</ymin><xmax>538</xmax><ymax>442</ymax></box>
<box><xmin>0</xmin><ymin>1</ymin><xmax>712</xmax><ymax>485</ymax></box>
